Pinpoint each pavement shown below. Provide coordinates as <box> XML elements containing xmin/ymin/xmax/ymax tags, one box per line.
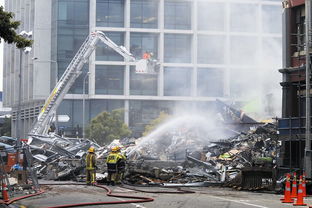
<box><xmin>8</xmin><ymin>183</ymin><xmax>312</xmax><ymax>208</ymax></box>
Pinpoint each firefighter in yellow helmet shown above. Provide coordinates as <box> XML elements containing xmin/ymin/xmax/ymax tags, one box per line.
<box><xmin>106</xmin><ymin>146</ymin><xmax>126</xmax><ymax>185</ymax></box>
<box><xmin>86</xmin><ymin>146</ymin><xmax>96</xmax><ymax>185</ymax></box>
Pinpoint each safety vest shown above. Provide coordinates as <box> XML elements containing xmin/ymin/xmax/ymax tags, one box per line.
<box><xmin>106</xmin><ymin>152</ymin><xmax>124</xmax><ymax>164</ymax></box>
<box><xmin>86</xmin><ymin>153</ymin><xmax>95</xmax><ymax>170</ymax></box>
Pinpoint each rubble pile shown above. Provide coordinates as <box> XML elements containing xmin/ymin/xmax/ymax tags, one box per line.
<box><xmin>0</xmin><ymin>100</ymin><xmax>279</xmax><ymax>191</ymax></box>
<box><xmin>122</xmin><ymin>122</ymin><xmax>279</xmax><ymax>189</ymax></box>
<box><xmin>28</xmin><ymin>134</ymin><xmax>100</xmax><ymax>180</ymax></box>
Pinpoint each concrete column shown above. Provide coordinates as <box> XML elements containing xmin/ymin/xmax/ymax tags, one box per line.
<box><xmin>124</xmin><ymin>100</ymin><xmax>129</xmax><ymax>126</ymax></box>
<box><xmin>158</xmin><ymin>0</ymin><xmax>164</xmax><ymax>96</ymax></box>
<box><xmin>89</xmin><ymin>0</ymin><xmax>96</xmax><ymax>96</ymax></box>
<box><xmin>224</xmin><ymin>2</ymin><xmax>231</xmax><ymax>97</ymax></box>
<box><xmin>125</xmin><ymin>0</ymin><xmax>130</xmax><ymax>96</ymax></box>
<box><xmin>192</xmin><ymin>0</ymin><xmax>198</xmax><ymax>97</ymax></box>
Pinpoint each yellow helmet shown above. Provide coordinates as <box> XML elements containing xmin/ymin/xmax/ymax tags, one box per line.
<box><xmin>88</xmin><ymin>146</ymin><xmax>95</xmax><ymax>153</ymax></box>
<box><xmin>111</xmin><ymin>146</ymin><xmax>120</xmax><ymax>152</ymax></box>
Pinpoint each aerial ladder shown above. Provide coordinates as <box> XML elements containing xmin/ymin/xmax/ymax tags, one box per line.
<box><xmin>29</xmin><ymin>31</ymin><xmax>158</xmax><ymax>136</ymax></box>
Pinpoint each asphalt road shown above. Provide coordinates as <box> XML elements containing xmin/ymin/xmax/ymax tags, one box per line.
<box><xmin>10</xmin><ymin>183</ymin><xmax>311</xmax><ymax>208</ymax></box>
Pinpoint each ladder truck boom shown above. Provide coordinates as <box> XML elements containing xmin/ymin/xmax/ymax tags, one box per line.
<box><xmin>29</xmin><ymin>31</ymin><xmax>150</xmax><ymax>136</ymax></box>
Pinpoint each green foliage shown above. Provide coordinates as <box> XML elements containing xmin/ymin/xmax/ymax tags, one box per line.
<box><xmin>0</xmin><ymin>117</ymin><xmax>11</xmax><ymax>136</ymax></box>
<box><xmin>143</xmin><ymin>112</ymin><xmax>171</xmax><ymax>136</ymax></box>
<box><xmin>0</xmin><ymin>6</ymin><xmax>32</xmax><ymax>48</ymax></box>
<box><xmin>86</xmin><ymin>109</ymin><xmax>131</xmax><ymax>145</ymax></box>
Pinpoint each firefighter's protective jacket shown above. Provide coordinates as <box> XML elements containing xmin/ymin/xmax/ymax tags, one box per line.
<box><xmin>86</xmin><ymin>153</ymin><xmax>96</xmax><ymax>170</ymax></box>
<box><xmin>106</xmin><ymin>152</ymin><xmax>126</xmax><ymax>173</ymax></box>
<box><xmin>106</xmin><ymin>152</ymin><xmax>125</xmax><ymax>164</ymax></box>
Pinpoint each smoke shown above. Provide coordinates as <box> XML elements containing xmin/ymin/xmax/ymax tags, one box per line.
<box><xmin>127</xmin><ymin>113</ymin><xmax>232</xmax><ymax>160</ymax></box>
<box><xmin>196</xmin><ymin>1</ymin><xmax>282</xmax><ymax>120</ymax></box>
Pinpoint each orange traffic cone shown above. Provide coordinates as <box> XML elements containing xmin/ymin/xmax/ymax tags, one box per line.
<box><xmin>2</xmin><ymin>181</ymin><xmax>9</xmax><ymax>202</ymax></box>
<box><xmin>291</xmin><ymin>172</ymin><xmax>298</xmax><ymax>198</ymax></box>
<box><xmin>281</xmin><ymin>173</ymin><xmax>288</xmax><ymax>201</ymax></box>
<box><xmin>302</xmin><ymin>173</ymin><xmax>307</xmax><ymax>197</ymax></box>
<box><xmin>293</xmin><ymin>175</ymin><xmax>306</xmax><ymax>206</ymax></box>
<box><xmin>282</xmin><ymin>173</ymin><xmax>294</xmax><ymax>203</ymax></box>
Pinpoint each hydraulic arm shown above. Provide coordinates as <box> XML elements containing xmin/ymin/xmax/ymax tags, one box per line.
<box><xmin>29</xmin><ymin>31</ymin><xmax>154</xmax><ymax>135</ymax></box>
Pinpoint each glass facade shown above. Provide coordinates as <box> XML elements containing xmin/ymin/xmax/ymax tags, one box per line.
<box><xmin>130</xmin><ymin>66</ymin><xmax>157</xmax><ymax>95</ymax></box>
<box><xmin>262</xmin><ymin>5</ymin><xmax>282</xmax><ymax>34</ymax></box>
<box><xmin>57</xmin><ymin>0</ymin><xmax>89</xmax><ymax>94</ymax></box>
<box><xmin>197</xmin><ymin>2</ymin><xmax>225</xmax><ymax>31</ymax></box>
<box><xmin>230</xmin><ymin>36</ymin><xmax>258</xmax><ymax>65</ymax></box>
<box><xmin>230</xmin><ymin>3</ymin><xmax>258</xmax><ymax>33</ymax></box>
<box><xmin>164</xmin><ymin>34</ymin><xmax>192</xmax><ymax>63</ymax></box>
<box><xmin>58</xmin><ymin>99</ymin><xmax>124</xmax><ymax>136</ymax></box>
<box><xmin>130</xmin><ymin>0</ymin><xmax>158</xmax><ymax>28</ymax></box>
<box><xmin>49</xmin><ymin>0</ymin><xmax>282</xmax><ymax>137</ymax></box>
<box><xmin>197</xmin><ymin>35</ymin><xmax>225</xmax><ymax>64</ymax></box>
<box><xmin>130</xmin><ymin>33</ymin><xmax>158</xmax><ymax>59</ymax></box>
<box><xmin>95</xmin><ymin>65</ymin><xmax>124</xmax><ymax>95</ymax></box>
<box><xmin>96</xmin><ymin>32</ymin><xmax>125</xmax><ymax>61</ymax></box>
<box><xmin>164</xmin><ymin>67</ymin><xmax>192</xmax><ymax>96</ymax></box>
<box><xmin>89</xmin><ymin>100</ymin><xmax>124</xmax><ymax>119</ymax></box>
<box><xmin>197</xmin><ymin>68</ymin><xmax>224</xmax><ymax>97</ymax></box>
<box><xmin>129</xmin><ymin>100</ymin><xmax>172</xmax><ymax>136</ymax></box>
<box><xmin>165</xmin><ymin>0</ymin><xmax>191</xmax><ymax>30</ymax></box>
<box><xmin>96</xmin><ymin>0</ymin><xmax>124</xmax><ymax>27</ymax></box>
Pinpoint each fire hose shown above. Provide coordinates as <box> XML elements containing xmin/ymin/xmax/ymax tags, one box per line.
<box><xmin>0</xmin><ymin>183</ymin><xmax>154</xmax><ymax>207</ymax></box>
<box><xmin>0</xmin><ymin>182</ymin><xmax>197</xmax><ymax>207</ymax></box>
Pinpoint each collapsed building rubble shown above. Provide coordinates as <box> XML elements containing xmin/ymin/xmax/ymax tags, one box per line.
<box><xmin>123</xmin><ymin>122</ymin><xmax>279</xmax><ymax>190</ymax></box>
<box><xmin>0</xmin><ymin>101</ymin><xmax>280</xmax><ymax>192</ymax></box>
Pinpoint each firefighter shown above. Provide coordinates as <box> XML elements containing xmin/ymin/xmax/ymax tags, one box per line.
<box><xmin>106</xmin><ymin>146</ymin><xmax>126</xmax><ymax>185</ymax></box>
<box><xmin>116</xmin><ymin>147</ymin><xmax>127</xmax><ymax>183</ymax></box>
<box><xmin>86</xmin><ymin>146</ymin><xmax>96</xmax><ymax>185</ymax></box>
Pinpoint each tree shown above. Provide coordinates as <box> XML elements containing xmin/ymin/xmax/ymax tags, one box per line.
<box><xmin>86</xmin><ymin>109</ymin><xmax>131</xmax><ymax>145</ymax></box>
<box><xmin>143</xmin><ymin>112</ymin><xmax>171</xmax><ymax>136</ymax></box>
<box><xmin>0</xmin><ymin>6</ymin><xmax>32</xmax><ymax>48</ymax></box>
<box><xmin>0</xmin><ymin>117</ymin><xmax>11</xmax><ymax>136</ymax></box>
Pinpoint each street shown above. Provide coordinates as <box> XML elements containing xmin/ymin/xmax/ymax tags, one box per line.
<box><xmin>12</xmin><ymin>183</ymin><xmax>306</xmax><ymax>208</ymax></box>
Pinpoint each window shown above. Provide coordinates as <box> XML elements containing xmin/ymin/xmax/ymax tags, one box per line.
<box><xmin>69</xmin><ymin>67</ymin><xmax>89</xmax><ymax>94</ymax></box>
<box><xmin>58</xmin><ymin>99</ymin><xmax>85</xmax><ymax>137</ymax></box>
<box><xmin>58</xmin><ymin>99</ymin><xmax>124</xmax><ymax>135</ymax></box>
<box><xmin>58</xmin><ymin>0</ymin><xmax>89</xmax><ymax>25</ymax></box>
<box><xmin>262</xmin><ymin>5</ymin><xmax>282</xmax><ymax>34</ymax></box>
<box><xmin>262</xmin><ymin>37</ymin><xmax>282</xmax><ymax>67</ymax></box>
<box><xmin>197</xmin><ymin>68</ymin><xmax>224</xmax><ymax>97</ymax></box>
<box><xmin>130</xmin><ymin>0</ymin><xmax>158</xmax><ymax>28</ymax></box>
<box><xmin>90</xmin><ymin>100</ymin><xmax>124</xmax><ymax>119</ymax></box>
<box><xmin>130</xmin><ymin>33</ymin><xmax>158</xmax><ymax>59</ymax></box>
<box><xmin>164</xmin><ymin>34</ymin><xmax>192</xmax><ymax>63</ymax></box>
<box><xmin>130</xmin><ymin>66</ymin><xmax>157</xmax><ymax>95</ymax></box>
<box><xmin>96</xmin><ymin>0</ymin><xmax>124</xmax><ymax>27</ymax></box>
<box><xmin>164</xmin><ymin>67</ymin><xmax>191</xmax><ymax>96</ymax></box>
<box><xmin>230</xmin><ymin>36</ymin><xmax>258</xmax><ymax>65</ymax></box>
<box><xmin>230</xmin><ymin>3</ymin><xmax>258</xmax><ymax>32</ymax></box>
<box><xmin>197</xmin><ymin>35</ymin><xmax>225</xmax><ymax>64</ymax></box>
<box><xmin>95</xmin><ymin>65</ymin><xmax>124</xmax><ymax>95</ymax></box>
<box><xmin>165</xmin><ymin>0</ymin><xmax>191</xmax><ymax>30</ymax></box>
<box><xmin>230</xmin><ymin>68</ymin><xmax>260</xmax><ymax>98</ymax></box>
<box><xmin>57</xmin><ymin>0</ymin><xmax>89</xmax><ymax>94</ymax></box>
<box><xmin>197</xmin><ymin>2</ymin><xmax>225</xmax><ymax>31</ymax></box>
<box><xmin>129</xmin><ymin>100</ymin><xmax>172</xmax><ymax>136</ymax></box>
<box><xmin>96</xmin><ymin>32</ymin><xmax>125</xmax><ymax>61</ymax></box>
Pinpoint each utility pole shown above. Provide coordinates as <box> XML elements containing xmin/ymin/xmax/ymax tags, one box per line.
<box><xmin>82</xmin><ymin>72</ymin><xmax>90</xmax><ymax>139</ymax></box>
<box><xmin>305</xmin><ymin>0</ymin><xmax>312</xmax><ymax>178</ymax></box>
<box><xmin>16</xmin><ymin>49</ymin><xmax>23</xmax><ymax>148</ymax></box>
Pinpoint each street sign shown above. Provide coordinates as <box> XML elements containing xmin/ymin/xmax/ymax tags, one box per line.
<box><xmin>53</xmin><ymin>115</ymin><xmax>70</xmax><ymax>122</ymax></box>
